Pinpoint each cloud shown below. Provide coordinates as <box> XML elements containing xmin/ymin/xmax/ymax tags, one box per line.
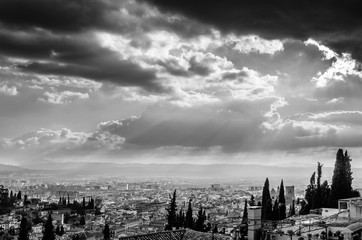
<box><xmin>0</xmin><ymin>82</ymin><xmax>18</xmax><ymax>96</ymax></box>
<box><xmin>40</xmin><ymin>91</ymin><xmax>89</xmax><ymax>104</ymax></box>
<box><xmin>0</xmin><ymin>29</ymin><xmax>165</xmax><ymax>92</ymax></box>
<box><xmin>145</xmin><ymin>0</ymin><xmax>362</xmax><ymax>61</ymax></box>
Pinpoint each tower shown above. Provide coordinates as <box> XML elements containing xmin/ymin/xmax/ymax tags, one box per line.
<box><xmin>248</xmin><ymin>206</ymin><xmax>262</xmax><ymax>240</ymax></box>
<box><xmin>285</xmin><ymin>186</ymin><xmax>295</xmax><ymax>205</ymax></box>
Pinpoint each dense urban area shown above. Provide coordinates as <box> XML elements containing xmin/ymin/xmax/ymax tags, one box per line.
<box><xmin>0</xmin><ymin>149</ymin><xmax>362</xmax><ymax>240</ymax></box>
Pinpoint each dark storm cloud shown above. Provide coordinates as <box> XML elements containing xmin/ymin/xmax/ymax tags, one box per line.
<box><xmin>0</xmin><ymin>0</ymin><xmax>119</xmax><ymax>33</ymax></box>
<box><xmin>145</xmin><ymin>0</ymin><xmax>362</xmax><ymax>61</ymax></box>
<box><xmin>0</xmin><ymin>29</ymin><xmax>165</xmax><ymax>92</ymax></box>
<box><xmin>0</xmin><ymin>0</ymin><xmax>211</xmax><ymax>38</ymax></box>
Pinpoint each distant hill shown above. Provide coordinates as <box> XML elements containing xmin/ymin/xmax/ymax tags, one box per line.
<box><xmin>0</xmin><ymin>164</ymin><xmax>28</xmax><ymax>172</ymax></box>
<box><xmin>23</xmin><ymin>162</ymin><xmax>322</xmax><ymax>179</ymax></box>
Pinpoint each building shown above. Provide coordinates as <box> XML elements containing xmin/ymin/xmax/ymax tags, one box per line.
<box><xmin>248</xmin><ymin>186</ymin><xmax>263</xmax><ymax>191</ymax></box>
<box><xmin>248</xmin><ymin>206</ymin><xmax>262</xmax><ymax>240</ymax></box>
<box><xmin>211</xmin><ymin>184</ymin><xmax>221</xmax><ymax>190</ymax></box>
<box><xmin>285</xmin><ymin>185</ymin><xmax>295</xmax><ymax>205</ymax></box>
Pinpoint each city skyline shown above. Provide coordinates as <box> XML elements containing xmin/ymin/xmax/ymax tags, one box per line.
<box><xmin>1</xmin><ymin>0</ymin><xmax>362</xmax><ymax>169</ymax></box>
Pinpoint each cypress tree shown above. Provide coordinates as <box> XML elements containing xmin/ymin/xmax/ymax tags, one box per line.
<box><xmin>80</xmin><ymin>216</ymin><xmax>85</xmax><ymax>225</ymax></box>
<box><xmin>242</xmin><ymin>199</ymin><xmax>248</xmax><ymax>224</ymax></box>
<box><xmin>321</xmin><ymin>180</ymin><xmax>331</xmax><ymax>208</ymax></box>
<box><xmin>185</xmin><ymin>199</ymin><xmax>194</xmax><ymax>229</ymax></box>
<box><xmin>315</xmin><ymin>162</ymin><xmax>323</xmax><ymax>208</ymax></box>
<box><xmin>289</xmin><ymin>200</ymin><xmax>295</xmax><ymax>217</ymax></box>
<box><xmin>103</xmin><ymin>224</ymin><xmax>110</xmax><ymax>240</ymax></box>
<box><xmin>195</xmin><ymin>205</ymin><xmax>205</xmax><ymax>232</ymax></box>
<box><xmin>165</xmin><ymin>189</ymin><xmax>177</xmax><ymax>230</ymax></box>
<box><xmin>262</xmin><ymin>178</ymin><xmax>272</xmax><ymax>220</ymax></box>
<box><xmin>176</xmin><ymin>209</ymin><xmax>184</xmax><ymax>229</ymax></box>
<box><xmin>250</xmin><ymin>195</ymin><xmax>255</xmax><ymax>206</ymax></box>
<box><xmin>330</xmin><ymin>149</ymin><xmax>360</xmax><ymax>207</ymax></box>
<box><xmin>19</xmin><ymin>216</ymin><xmax>29</xmax><ymax>240</ymax></box>
<box><xmin>305</xmin><ymin>172</ymin><xmax>316</xmax><ymax>209</ymax></box>
<box><xmin>272</xmin><ymin>199</ymin><xmax>279</xmax><ymax>221</ymax></box>
<box><xmin>17</xmin><ymin>191</ymin><xmax>22</xmax><ymax>200</ymax></box>
<box><xmin>241</xmin><ymin>199</ymin><xmax>248</xmax><ymax>236</ymax></box>
<box><xmin>213</xmin><ymin>225</ymin><xmax>218</xmax><ymax>234</ymax></box>
<box><xmin>42</xmin><ymin>214</ymin><xmax>55</xmax><ymax>240</ymax></box>
<box><xmin>278</xmin><ymin>180</ymin><xmax>286</xmax><ymax>220</ymax></box>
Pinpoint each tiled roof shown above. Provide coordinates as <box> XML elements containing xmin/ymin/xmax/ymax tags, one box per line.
<box><xmin>119</xmin><ymin>229</ymin><xmax>231</xmax><ymax>240</ymax></box>
<box><xmin>182</xmin><ymin>229</ymin><xmax>231</xmax><ymax>240</ymax></box>
<box><xmin>119</xmin><ymin>230</ymin><xmax>185</xmax><ymax>240</ymax></box>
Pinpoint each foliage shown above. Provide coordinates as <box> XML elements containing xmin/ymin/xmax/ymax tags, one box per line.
<box><xmin>249</xmin><ymin>195</ymin><xmax>255</xmax><ymax>206</ymax></box>
<box><xmin>18</xmin><ymin>216</ymin><xmax>29</xmax><ymax>240</ymax></box>
<box><xmin>42</xmin><ymin>214</ymin><xmax>55</xmax><ymax>240</ymax></box>
<box><xmin>185</xmin><ymin>199</ymin><xmax>194</xmax><ymax>229</ymax></box>
<box><xmin>288</xmin><ymin>200</ymin><xmax>295</xmax><ymax>217</ymax></box>
<box><xmin>262</xmin><ymin>178</ymin><xmax>272</xmax><ymax>220</ymax></box>
<box><xmin>194</xmin><ymin>205</ymin><xmax>206</xmax><ymax>232</ymax></box>
<box><xmin>165</xmin><ymin>189</ymin><xmax>177</xmax><ymax>230</ymax></box>
<box><xmin>278</xmin><ymin>180</ymin><xmax>286</xmax><ymax>220</ymax></box>
<box><xmin>330</xmin><ymin>149</ymin><xmax>360</xmax><ymax>207</ymax></box>
<box><xmin>103</xmin><ymin>224</ymin><xmax>110</xmax><ymax>240</ymax></box>
<box><xmin>305</xmin><ymin>162</ymin><xmax>331</xmax><ymax>209</ymax></box>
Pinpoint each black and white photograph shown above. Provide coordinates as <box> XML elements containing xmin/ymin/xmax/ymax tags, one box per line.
<box><xmin>1</xmin><ymin>0</ymin><xmax>362</xmax><ymax>239</ymax></box>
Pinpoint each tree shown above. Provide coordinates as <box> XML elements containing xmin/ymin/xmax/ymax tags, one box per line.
<box><xmin>262</xmin><ymin>178</ymin><xmax>273</xmax><ymax>220</ymax></box>
<box><xmin>80</xmin><ymin>216</ymin><xmax>85</xmax><ymax>226</ymax></box>
<box><xmin>289</xmin><ymin>200</ymin><xmax>295</xmax><ymax>217</ymax></box>
<box><xmin>18</xmin><ymin>216</ymin><xmax>29</xmax><ymax>240</ymax></box>
<box><xmin>241</xmin><ymin>199</ymin><xmax>248</xmax><ymax>236</ymax></box>
<box><xmin>305</xmin><ymin>172</ymin><xmax>316</xmax><ymax>209</ymax></box>
<box><xmin>250</xmin><ymin>195</ymin><xmax>256</xmax><ymax>206</ymax></box>
<box><xmin>42</xmin><ymin>214</ymin><xmax>55</xmax><ymax>240</ymax></box>
<box><xmin>330</xmin><ymin>149</ymin><xmax>360</xmax><ymax>207</ymax></box>
<box><xmin>103</xmin><ymin>224</ymin><xmax>110</xmax><ymax>240</ymax></box>
<box><xmin>165</xmin><ymin>189</ymin><xmax>177</xmax><ymax>230</ymax></box>
<box><xmin>278</xmin><ymin>180</ymin><xmax>286</xmax><ymax>220</ymax></box>
<box><xmin>82</xmin><ymin>197</ymin><xmax>86</xmax><ymax>209</ymax></box>
<box><xmin>299</xmin><ymin>200</ymin><xmax>309</xmax><ymax>215</ymax></box>
<box><xmin>60</xmin><ymin>225</ymin><xmax>65</xmax><ymax>236</ymax></box>
<box><xmin>17</xmin><ymin>191</ymin><xmax>21</xmax><ymax>200</ymax></box>
<box><xmin>90</xmin><ymin>198</ymin><xmax>95</xmax><ymax>209</ymax></box>
<box><xmin>176</xmin><ymin>209</ymin><xmax>184</xmax><ymax>229</ymax></box>
<box><xmin>23</xmin><ymin>195</ymin><xmax>28</xmax><ymax>206</ymax></box>
<box><xmin>315</xmin><ymin>162</ymin><xmax>323</xmax><ymax>208</ymax></box>
<box><xmin>272</xmin><ymin>199</ymin><xmax>279</xmax><ymax>221</ymax></box>
<box><xmin>185</xmin><ymin>199</ymin><xmax>194</xmax><ymax>229</ymax></box>
<box><xmin>213</xmin><ymin>225</ymin><xmax>218</xmax><ymax>234</ymax></box>
<box><xmin>242</xmin><ymin>199</ymin><xmax>248</xmax><ymax>224</ymax></box>
<box><xmin>305</xmin><ymin>163</ymin><xmax>331</xmax><ymax>209</ymax></box>
<box><xmin>195</xmin><ymin>205</ymin><xmax>206</xmax><ymax>232</ymax></box>
<box><xmin>320</xmin><ymin>180</ymin><xmax>331</xmax><ymax>208</ymax></box>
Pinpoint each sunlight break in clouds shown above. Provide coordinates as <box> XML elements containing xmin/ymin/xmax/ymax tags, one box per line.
<box><xmin>1</xmin><ymin>0</ymin><xmax>362</xmax><ymax>168</ymax></box>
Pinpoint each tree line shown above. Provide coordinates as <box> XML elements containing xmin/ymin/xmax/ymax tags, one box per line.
<box><xmin>261</xmin><ymin>148</ymin><xmax>360</xmax><ymax>219</ymax></box>
<box><xmin>300</xmin><ymin>149</ymin><xmax>359</xmax><ymax>214</ymax></box>
<box><xmin>165</xmin><ymin>190</ymin><xmax>211</xmax><ymax>232</ymax></box>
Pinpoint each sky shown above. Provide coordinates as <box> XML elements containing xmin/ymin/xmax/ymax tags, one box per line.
<box><xmin>1</xmin><ymin>0</ymin><xmax>362</xmax><ymax>168</ymax></box>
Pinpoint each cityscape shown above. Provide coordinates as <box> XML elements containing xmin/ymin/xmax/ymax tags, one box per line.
<box><xmin>1</xmin><ymin>0</ymin><xmax>362</xmax><ymax>240</ymax></box>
